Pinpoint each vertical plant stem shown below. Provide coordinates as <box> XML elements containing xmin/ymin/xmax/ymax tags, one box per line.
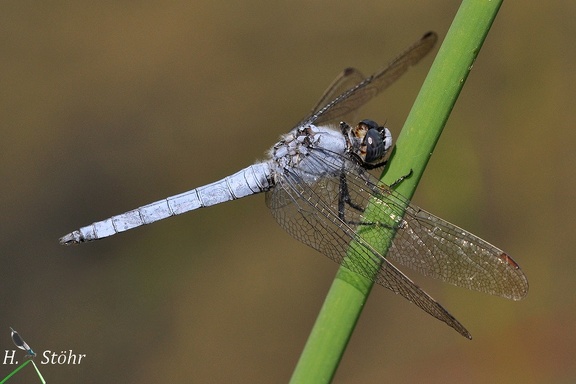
<box><xmin>289</xmin><ymin>0</ymin><xmax>503</xmax><ymax>382</ymax></box>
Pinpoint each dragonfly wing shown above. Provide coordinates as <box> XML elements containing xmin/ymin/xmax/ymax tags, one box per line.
<box><xmin>265</xmin><ymin>149</ymin><xmax>471</xmax><ymax>338</ymax></box>
<box><xmin>305</xmin><ymin>67</ymin><xmax>365</xmax><ymax>127</ymax></box>
<box><xmin>386</xmin><ymin>197</ymin><xmax>529</xmax><ymax>300</ymax></box>
<box><xmin>10</xmin><ymin>328</ymin><xmax>31</xmax><ymax>351</ymax></box>
<box><xmin>299</xmin><ymin>32</ymin><xmax>438</xmax><ymax>128</ymax></box>
<box><xmin>324</xmin><ymin>162</ymin><xmax>529</xmax><ymax>300</ymax></box>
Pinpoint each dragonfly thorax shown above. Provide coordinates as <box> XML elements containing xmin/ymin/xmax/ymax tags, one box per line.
<box><xmin>342</xmin><ymin>119</ymin><xmax>392</xmax><ymax>169</ymax></box>
<box><xmin>269</xmin><ymin>125</ymin><xmax>347</xmax><ymax>170</ymax></box>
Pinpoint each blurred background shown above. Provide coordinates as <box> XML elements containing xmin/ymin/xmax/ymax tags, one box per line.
<box><xmin>1</xmin><ymin>1</ymin><xmax>574</xmax><ymax>383</ymax></box>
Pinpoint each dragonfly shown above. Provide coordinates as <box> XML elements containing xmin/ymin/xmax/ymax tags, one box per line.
<box><xmin>60</xmin><ymin>32</ymin><xmax>528</xmax><ymax>338</ymax></box>
<box><xmin>10</xmin><ymin>327</ymin><xmax>36</xmax><ymax>359</ymax></box>
<box><xmin>8</xmin><ymin>327</ymin><xmax>46</xmax><ymax>384</ymax></box>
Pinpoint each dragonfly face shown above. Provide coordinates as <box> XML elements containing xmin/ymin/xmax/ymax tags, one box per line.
<box><xmin>342</xmin><ymin>119</ymin><xmax>392</xmax><ymax>169</ymax></box>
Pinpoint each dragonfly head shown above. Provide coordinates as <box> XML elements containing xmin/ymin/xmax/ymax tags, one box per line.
<box><xmin>348</xmin><ymin>119</ymin><xmax>392</xmax><ymax>168</ymax></box>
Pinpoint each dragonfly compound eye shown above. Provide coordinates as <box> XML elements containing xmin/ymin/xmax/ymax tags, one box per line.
<box><xmin>364</xmin><ymin>127</ymin><xmax>388</xmax><ymax>164</ymax></box>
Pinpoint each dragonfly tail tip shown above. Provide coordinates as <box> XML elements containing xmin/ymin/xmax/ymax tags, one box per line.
<box><xmin>59</xmin><ymin>231</ymin><xmax>82</xmax><ymax>245</ymax></box>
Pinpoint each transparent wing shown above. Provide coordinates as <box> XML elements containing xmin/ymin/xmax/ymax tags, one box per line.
<box><xmin>265</xmin><ymin>149</ymin><xmax>528</xmax><ymax>337</ymax></box>
<box><xmin>306</xmin><ymin>67</ymin><xmax>365</xmax><ymax>126</ymax></box>
<box><xmin>388</xmin><ymin>203</ymin><xmax>529</xmax><ymax>300</ymax></box>
<box><xmin>297</xmin><ymin>31</ymin><xmax>438</xmax><ymax>128</ymax></box>
<box><xmin>266</xmin><ymin>150</ymin><xmax>470</xmax><ymax>337</ymax></box>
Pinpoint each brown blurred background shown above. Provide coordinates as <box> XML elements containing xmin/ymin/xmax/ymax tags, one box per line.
<box><xmin>1</xmin><ymin>1</ymin><xmax>574</xmax><ymax>383</ymax></box>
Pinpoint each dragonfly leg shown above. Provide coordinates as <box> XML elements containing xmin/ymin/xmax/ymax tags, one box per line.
<box><xmin>389</xmin><ymin>168</ymin><xmax>413</xmax><ymax>189</ymax></box>
<box><xmin>363</xmin><ymin>159</ymin><xmax>388</xmax><ymax>170</ymax></box>
<box><xmin>338</xmin><ymin>171</ymin><xmax>364</xmax><ymax>216</ymax></box>
<box><xmin>338</xmin><ymin>171</ymin><xmax>399</xmax><ymax>230</ymax></box>
<box><xmin>338</xmin><ymin>168</ymin><xmax>411</xmax><ymax>229</ymax></box>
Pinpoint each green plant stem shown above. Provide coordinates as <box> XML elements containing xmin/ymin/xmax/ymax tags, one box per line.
<box><xmin>31</xmin><ymin>361</ymin><xmax>46</xmax><ymax>384</ymax></box>
<box><xmin>289</xmin><ymin>0</ymin><xmax>503</xmax><ymax>382</ymax></box>
<box><xmin>0</xmin><ymin>360</ymin><xmax>31</xmax><ymax>384</ymax></box>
